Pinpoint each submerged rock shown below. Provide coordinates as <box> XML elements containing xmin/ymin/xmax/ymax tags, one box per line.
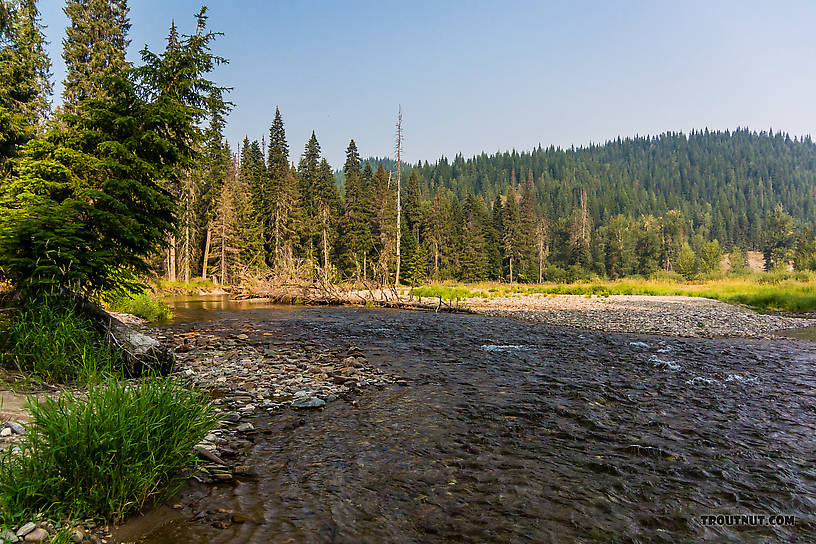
<box><xmin>292</xmin><ymin>397</ymin><xmax>326</xmax><ymax>409</ymax></box>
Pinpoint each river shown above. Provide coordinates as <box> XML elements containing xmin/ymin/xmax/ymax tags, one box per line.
<box><xmin>134</xmin><ymin>297</ymin><xmax>816</xmax><ymax>543</ymax></box>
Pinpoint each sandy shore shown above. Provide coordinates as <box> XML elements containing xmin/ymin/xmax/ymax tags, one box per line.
<box><xmin>463</xmin><ymin>294</ymin><xmax>814</xmax><ymax>339</ymax></box>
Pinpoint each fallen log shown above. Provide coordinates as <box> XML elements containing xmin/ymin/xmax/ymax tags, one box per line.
<box><xmin>71</xmin><ymin>295</ymin><xmax>175</xmax><ymax>377</ymax></box>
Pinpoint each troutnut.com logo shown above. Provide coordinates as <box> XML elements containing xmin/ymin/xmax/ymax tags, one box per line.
<box><xmin>700</xmin><ymin>514</ymin><xmax>795</xmax><ymax>527</ymax></box>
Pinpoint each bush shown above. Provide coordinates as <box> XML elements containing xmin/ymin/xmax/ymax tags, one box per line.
<box><xmin>0</xmin><ymin>295</ymin><xmax>125</xmax><ymax>384</ymax></box>
<box><xmin>0</xmin><ymin>378</ymin><xmax>216</xmax><ymax>523</ymax></box>
<box><xmin>649</xmin><ymin>270</ymin><xmax>685</xmax><ymax>283</ymax></box>
<box><xmin>105</xmin><ymin>291</ymin><xmax>172</xmax><ymax>321</ymax></box>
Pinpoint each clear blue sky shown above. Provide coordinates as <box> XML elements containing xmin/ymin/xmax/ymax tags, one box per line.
<box><xmin>39</xmin><ymin>0</ymin><xmax>816</xmax><ymax>169</ymax></box>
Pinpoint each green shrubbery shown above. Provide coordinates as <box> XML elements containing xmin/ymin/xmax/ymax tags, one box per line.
<box><xmin>105</xmin><ymin>290</ymin><xmax>172</xmax><ymax>321</ymax></box>
<box><xmin>0</xmin><ymin>295</ymin><xmax>124</xmax><ymax>384</ymax></box>
<box><xmin>0</xmin><ymin>379</ymin><xmax>216</xmax><ymax>524</ymax></box>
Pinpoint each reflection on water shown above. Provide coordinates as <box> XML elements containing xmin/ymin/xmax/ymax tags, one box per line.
<box><xmin>138</xmin><ymin>299</ymin><xmax>816</xmax><ymax>543</ymax></box>
<box><xmin>778</xmin><ymin>325</ymin><xmax>816</xmax><ymax>342</ymax></box>
<box><xmin>162</xmin><ymin>295</ymin><xmax>302</xmax><ymax>324</ymax></box>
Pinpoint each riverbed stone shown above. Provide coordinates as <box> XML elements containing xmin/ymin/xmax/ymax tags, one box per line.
<box><xmin>0</xmin><ymin>427</ymin><xmax>12</xmax><ymax>437</ymax></box>
<box><xmin>292</xmin><ymin>397</ymin><xmax>325</xmax><ymax>409</ymax></box>
<box><xmin>23</xmin><ymin>529</ymin><xmax>48</xmax><ymax>543</ymax></box>
<box><xmin>4</xmin><ymin>421</ymin><xmax>25</xmax><ymax>435</ymax></box>
<box><xmin>236</xmin><ymin>422</ymin><xmax>255</xmax><ymax>432</ymax></box>
<box><xmin>15</xmin><ymin>524</ymin><xmax>35</xmax><ymax>538</ymax></box>
<box><xmin>0</xmin><ymin>528</ymin><xmax>19</xmax><ymax>543</ymax></box>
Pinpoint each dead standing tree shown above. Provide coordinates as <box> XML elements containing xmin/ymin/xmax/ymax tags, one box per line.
<box><xmin>394</xmin><ymin>107</ymin><xmax>403</xmax><ymax>289</ymax></box>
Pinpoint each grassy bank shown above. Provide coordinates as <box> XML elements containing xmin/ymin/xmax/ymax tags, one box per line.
<box><xmin>0</xmin><ymin>378</ymin><xmax>215</xmax><ymax>524</ymax></box>
<box><xmin>104</xmin><ymin>290</ymin><xmax>172</xmax><ymax>322</ymax></box>
<box><xmin>0</xmin><ymin>296</ymin><xmax>126</xmax><ymax>384</ymax></box>
<box><xmin>412</xmin><ymin>271</ymin><xmax>816</xmax><ymax>313</ymax></box>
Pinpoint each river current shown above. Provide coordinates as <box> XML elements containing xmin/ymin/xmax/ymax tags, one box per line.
<box><xmin>137</xmin><ymin>300</ymin><xmax>816</xmax><ymax>543</ymax></box>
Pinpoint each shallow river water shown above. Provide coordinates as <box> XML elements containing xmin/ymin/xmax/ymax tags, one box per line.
<box><xmin>139</xmin><ymin>299</ymin><xmax>816</xmax><ymax>543</ymax></box>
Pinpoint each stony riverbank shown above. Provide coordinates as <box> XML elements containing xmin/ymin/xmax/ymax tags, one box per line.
<box><xmin>148</xmin><ymin>320</ymin><xmax>400</xmax><ymax>487</ymax></box>
<box><xmin>465</xmin><ymin>294</ymin><xmax>814</xmax><ymax>338</ymax></box>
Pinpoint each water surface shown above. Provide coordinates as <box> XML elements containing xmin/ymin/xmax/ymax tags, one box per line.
<box><xmin>139</xmin><ymin>299</ymin><xmax>816</xmax><ymax>543</ymax></box>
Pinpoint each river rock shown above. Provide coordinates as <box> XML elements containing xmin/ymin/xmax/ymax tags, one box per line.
<box><xmin>0</xmin><ymin>427</ymin><xmax>11</xmax><ymax>437</ymax></box>
<box><xmin>15</xmin><ymin>524</ymin><xmax>35</xmax><ymax>538</ymax></box>
<box><xmin>70</xmin><ymin>528</ymin><xmax>85</xmax><ymax>543</ymax></box>
<box><xmin>236</xmin><ymin>422</ymin><xmax>255</xmax><ymax>432</ymax></box>
<box><xmin>4</xmin><ymin>421</ymin><xmax>25</xmax><ymax>435</ymax></box>
<box><xmin>23</xmin><ymin>529</ymin><xmax>48</xmax><ymax>543</ymax></box>
<box><xmin>292</xmin><ymin>397</ymin><xmax>325</xmax><ymax>409</ymax></box>
<box><xmin>1</xmin><ymin>528</ymin><xmax>19</xmax><ymax>543</ymax></box>
<box><xmin>195</xmin><ymin>444</ymin><xmax>227</xmax><ymax>465</ymax></box>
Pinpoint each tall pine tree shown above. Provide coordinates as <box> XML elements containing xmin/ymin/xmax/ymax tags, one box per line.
<box><xmin>62</xmin><ymin>0</ymin><xmax>130</xmax><ymax>105</ymax></box>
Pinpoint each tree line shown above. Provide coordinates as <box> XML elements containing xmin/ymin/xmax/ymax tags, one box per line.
<box><xmin>2</xmin><ymin>0</ymin><xmax>815</xmax><ymax>297</ymax></box>
<box><xmin>191</xmin><ymin>117</ymin><xmax>816</xmax><ymax>286</ymax></box>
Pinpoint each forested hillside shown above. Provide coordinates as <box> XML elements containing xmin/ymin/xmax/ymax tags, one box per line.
<box><xmin>186</xmin><ymin>122</ymin><xmax>816</xmax><ymax>286</ymax></box>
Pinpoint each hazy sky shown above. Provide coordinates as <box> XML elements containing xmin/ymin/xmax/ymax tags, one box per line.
<box><xmin>39</xmin><ymin>0</ymin><xmax>816</xmax><ymax>168</ymax></box>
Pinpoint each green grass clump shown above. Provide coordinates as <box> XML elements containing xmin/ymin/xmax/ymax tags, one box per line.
<box><xmin>409</xmin><ymin>273</ymin><xmax>816</xmax><ymax>313</ymax></box>
<box><xmin>105</xmin><ymin>291</ymin><xmax>172</xmax><ymax>322</ymax></box>
<box><xmin>413</xmin><ymin>285</ymin><xmax>477</xmax><ymax>301</ymax></box>
<box><xmin>0</xmin><ymin>296</ymin><xmax>124</xmax><ymax>384</ymax></box>
<box><xmin>0</xmin><ymin>378</ymin><xmax>216</xmax><ymax>524</ymax></box>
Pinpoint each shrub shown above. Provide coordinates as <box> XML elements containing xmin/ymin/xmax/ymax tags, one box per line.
<box><xmin>0</xmin><ymin>295</ymin><xmax>125</xmax><ymax>384</ymax></box>
<box><xmin>0</xmin><ymin>378</ymin><xmax>216</xmax><ymax>523</ymax></box>
<box><xmin>105</xmin><ymin>291</ymin><xmax>172</xmax><ymax>321</ymax></box>
<box><xmin>649</xmin><ymin>270</ymin><xmax>685</xmax><ymax>283</ymax></box>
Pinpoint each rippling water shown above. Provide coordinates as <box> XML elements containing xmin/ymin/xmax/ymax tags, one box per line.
<box><xmin>137</xmin><ymin>301</ymin><xmax>816</xmax><ymax>543</ymax></box>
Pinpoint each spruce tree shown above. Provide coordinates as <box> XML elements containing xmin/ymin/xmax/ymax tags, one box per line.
<box><xmin>338</xmin><ymin>139</ymin><xmax>373</xmax><ymax>278</ymax></box>
<box><xmin>0</xmin><ymin>8</ymin><xmax>226</xmax><ymax>295</ymax></box>
<box><xmin>0</xmin><ymin>0</ymin><xmax>51</xmax><ymax>169</ymax></box>
<box><xmin>266</xmin><ymin>108</ymin><xmax>299</xmax><ymax>270</ymax></box>
<box><xmin>62</xmin><ymin>0</ymin><xmax>130</xmax><ymax>105</ymax></box>
<box><xmin>502</xmin><ymin>187</ymin><xmax>522</xmax><ymax>282</ymax></box>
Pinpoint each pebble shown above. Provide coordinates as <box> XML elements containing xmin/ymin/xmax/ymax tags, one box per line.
<box><xmin>236</xmin><ymin>422</ymin><xmax>254</xmax><ymax>432</ymax></box>
<box><xmin>0</xmin><ymin>528</ymin><xmax>19</xmax><ymax>542</ymax></box>
<box><xmin>23</xmin><ymin>529</ymin><xmax>48</xmax><ymax>543</ymax></box>
<box><xmin>471</xmin><ymin>294</ymin><xmax>813</xmax><ymax>338</ymax></box>
<box><xmin>291</xmin><ymin>397</ymin><xmax>325</xmax><ymax>409</ymax></box>
<box><xmin>15</xmin><ymin>524</ymin><xmax>35</xmax><ymax>538</ymax></box>
<box><xmin>0</xmin><ymin>427</ymin><xmax>12</xmax><ymax>437</ymax></box>
<box><xmin>4</xmin><ymin>421</ymin><xmax>25</xmax><ymax>435</ymax></box>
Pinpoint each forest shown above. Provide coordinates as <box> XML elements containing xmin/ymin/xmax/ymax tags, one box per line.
<box><xmin>196</xmin><ymin>123</ymin><xmax>816</xmax><ymax>287</ymax></box>
<box><xmin>1</xmin><ymin>1</ymin><xmax>816</xmax><ymax>298</ymax></box>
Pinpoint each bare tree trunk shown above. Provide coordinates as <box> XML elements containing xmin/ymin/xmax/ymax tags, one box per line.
<box><xmin>183</xmin><ymin>223</ymin><xmax>191</xmax><ymax>283</ymax></box>
<box><xmin>220</xmin><ymin>217</ymin><xmax>226</xmax><ymax>286</ymax></box>
<box><xmin>509</xmin><ymin>256</ymin><xmax>514</xmax><ymax>283</ymax></box>
<box><xmin>395</xmin><ymin>107</ymin><xmax>402</xmax><ymax>287</ymax></box>
<box><xmin>363</xmin><ymin>251</ymin><xmax>367</xmax><ymax>281</ymax></box>
<box><xmin>434</xmin><ymin>239</ymin><xmax>439</xmax><ymax>275</ymax></box>
<box><xmin>322</xmin><ymin>223</ymin><xmax>329</xmax><ymax>279</ymax></box>
<box><xmin>202</xmin><ymin>225</ymin><xmax>211</xmax><ymax>279</ymax></box>
<box><xmin>168</xmin><ymin>235</ymin><xmax>177</xmax><ymax>282</ymax></box>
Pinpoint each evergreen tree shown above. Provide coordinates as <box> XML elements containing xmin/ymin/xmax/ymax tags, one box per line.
<box><xmin>371</xmin><ymin>163</ymin><xmax>396</xmax><ymax>282</ymax></box>
<box><xmin>0</xmin><ymin>0</ymin><xmax>51</xmax><ymax>169</ymax></box>
<box><xmin>266</xmin><ymin>108</ymin><xmax>299</xmax><ymax>270</ymax></box>
<box><xmin>502</xmin><ymin>187</ymin><xmax>523</xmax><ymax>282</ymax></box>
<box><xmin>62</xmin><ymin>0</ymin><xmax>130</xmax><ymax>105</ymax></box>
<box><xmin>297</xmin><ymin>131</ymin><xmax>321</xmax><ymax>264</ymax></box>
<box><xmin>0</xmin><ymin>8</ymin><xmax>226</xmax><ymax>295</ymax></box>
<box><xmin>337</xmin><ymin>139</ymin><xmax>373</xmax><ymax>278</ymax></box>
<box><xmin>794</xmin><ymin>227</ymin><xmax>816</xmax><ymax>271</ymax></box>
